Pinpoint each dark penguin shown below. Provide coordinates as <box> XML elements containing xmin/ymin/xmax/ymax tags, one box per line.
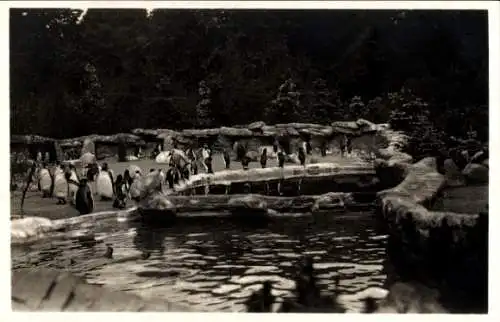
<box><xmin>150</xmin><ymin>168</ymin><xmax>155</xmax><ymax>173</ymax></box>
<box><xmin>245</xmin><ymin>281</ymin><xmax>275</xmax><ymax>312</ymax></box>
<box><xmin>113</xmin><ymin>174</ymin><xmax>127</xmax><ymax>209</ymax></box>
<box><xmin>181</xmin><ymin>163</ymin><xmax>191</xmax><ymax>180</ymax></box>
<box><xmin>123</xmin><ymin>169</ymin><xmax>133</xmax><ymax>191</ymax></box>
<box><xmin>340</xmin><ymin>136</ymin><xmax>346</xmax><ymax>157</ymax></box>
<box><xmin>141</xmin><ymin>251</ymin><xmax>151</xmax><ymax>260</ymax></box>
<box><xmin>298</xmin><ymin>147</ymin><xmax>306</xmax><ymax>166</ymax></box>
<box><xmin>260</xmin><ymin>148</ymin><xmax>267</xmax><ymax>168</ymax></box>
<box><xmin>87</xmin><ymin>162</ymin><xmax>99</xmax><ymax>182</ymax></box>
<box><xmin>277</xmin><ymin>151</ymin><xmax>285</xmax><ymax>168</ymax></box>
<box><xmin>241</xmin><ymin>155</ymin><xmax>250</xmax><ymax>170</ymax></box>
<box><xmin>166</xmin><ymin>166</ymin><xmax>175</xmax><ymax>189</ymax></box>
<box><xmin>363</xmin><ymin>297</ymin><xmax>379</xmax><ymax>313</ymax></box>
<box><xmin>205</xmin><ymin>156</ymin><xmax>214</xmax><ymax>174</ymax></box>
<box><xmin>236</xmin><ymin>141</ymin><xmax>246</xmax><ymax>161</ymax></box>
<box><xmin>272</xmin><ymin>138</ymin><xmax>279</xmax><ymax>154</ymax></box>
<box><xmin>320</xmin><ymin>142</ymin><xmax>327</xmax><ymax>157</ymax></box>
<box><xmin>191</xmin><ymin>161</ymin><xmax>198</xmax><ymax>175</ymax></box>
<box><xmin>103</xmin><ymin>245</ymin><xmax>113</xmax><ymax>259</ymax></box>
<box><xmin>346</xmin><ymin>136</ymin><xmax>353</xmax><ymax>155</ymax></box>
<box><xmin>306</xmin><ymin>140</ymin><xmax>312</xmax><ymax>155</ymax></box>
<box><xmin>223</xmin><ymin>149</ymin><xmax>231</xmax><ymax>169</ymax></box>
<box><xmin>75</xmin><ymin>178</ymin><xmax>94</xmax><ymax>215</ymax></box>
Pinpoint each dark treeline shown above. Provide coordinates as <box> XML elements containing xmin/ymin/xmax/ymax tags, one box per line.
<box><xmin>10</xmin><ymin>9</ymin><xmax>488</xmax><ymax>149</ymax></box>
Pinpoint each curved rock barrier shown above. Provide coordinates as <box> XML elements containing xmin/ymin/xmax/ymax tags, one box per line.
<box><xmin>12</xmin><ymin>269</ymin><xmax>190</xmax><ymax>311</ymax></box>
<box><xmin>376</xmin><ymin>153</ymin><xmax>488</xmax><ymax>312</ymax></box>
<box><xmin>11</xmin><ymin>119</ymin><xmax>386</xmax><ymax>161</ymax></box>
<box><xmin>172</xmin><ymin>162</ymin><xmax>377</xmax><ymax>195</ymax></box>
<box><xmin>11</xmin><ymin>207</ymin><xmax>138</xmax><ymax>246</ymax></box>
<box><xmin>138</xmin><ymin>191</ymin><xmax>374</xmax><ymax>217</ymax></box>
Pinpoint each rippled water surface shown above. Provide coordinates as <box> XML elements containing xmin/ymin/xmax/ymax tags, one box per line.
<box><xmin>12</xmin><ymin>210</ymin><xmax>391</xmax><ymax>312</ymax></box>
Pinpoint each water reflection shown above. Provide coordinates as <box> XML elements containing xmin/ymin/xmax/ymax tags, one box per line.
<box><xmin>12</xmin><ymin>210</ymin><xmax>390</xmax><ymax>312</ymax></box>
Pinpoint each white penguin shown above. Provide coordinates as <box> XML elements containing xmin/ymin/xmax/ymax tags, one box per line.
<box><xmin>129</xmin><ymin>173</ymin><xmax>144</xmax><ymax>201</ymax></box>
<box><xmin>38</xmin><ymin>166</ymin><xmax>52</xmax><ymax>198</ymax></box>
<box><xmin>53</xmin><ymin>165</ymin><xmax>68</xmax><ymax>204</ymax></box>
<box><xmin>96</xmin><ymin>163</ymin><xmax>114</xmax><ymax>201</ymax></box>
<box><xmin>67</xmin><ymin>167</ymin><xmax>80</xmax><ymax>205</ymax></box>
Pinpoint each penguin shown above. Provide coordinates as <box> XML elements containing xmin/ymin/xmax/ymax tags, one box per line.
<box><xmin>277</xmin><ymin>151</ymin><xmax>285</xmax><ymax>168</ymax></box>
<box><xmin>86</xmin><ymin>162</ymin><xmax>99</xmax><ymax>182</ymax></box>
<box><xmin>96</xmin><ymin>163</ymin><xmax>114</xmax><ymax>201</ymax></box>
<box><xmin>260</xmin><ymin>148</ymin><xmax>267</xmax><ymax>168</ymax></box>
<box><xmin>298</xmin><ymin>147</ymin><xmax>306</xmax><ymax>166</ymax></box>
<box><xmin>363</xmin><ymin>297</ymin><xmax>379</xmax><ymax>313</ymax></box>
<box><xmin>181</xmin><ymin>163</ymin><xmax>191</xmax><ymax>180</ymax></box>
<box><xmin>113</xmin><ymin>174</ymin><xmax>127</xmax><ymax>209</ymax></box>
<box><xmin>301</xmin><ymin>141</ymin><xmax>308</xmax><ymax>155</ymax></box>
<box><xmin>75</xmin><ymin>178</ymin><xmax>94</xmax><ymax>215</ymax></box>
<box><xmin>66</xmin><ymin>164</ymin><xmax>80</xmax><ymax>205</ymax></box>
<box><xmin>150</xmin><ymin>168</ymin><xmax>155</xmax><ymax>173</ymax></box>
<box><xmin>44</xmin><ymin>151</ymin><xmax>50</xmax><ymax>163</ymax></box>
<box><xmin>236</xmin><ymin>141</ymin><xmax>246</xmax><ymax>161</ymax></box>
<box><xmin>38</xmin><ymin>163</ymin><xmax>52</xmax><ymax>198</ymax></box>
<box><xmin>103</xmin><ymin>245</ymin><xmax>113</xmax><ymax>259</ymax></box>
<box><xmin>173</xmin><ymin>165</ymin><xmax>181</xmax><ymax>183</ymax></box>
<box><xmin>241</xmin><ymin>155</ymin><xmax>250</xmax><ymax>170</ymax></box>
<box><xmin>223</xmin><ymin>149</ymin><xmax>231</xmax><ymax>169</ymax></box>
<box><xmin>53</xmin><ymin>164</ymin><xmax>68</xmax><ymax>204</ymax></box>
<box><xmin>205</xmin><ymin>156</ymin><xmax>214</xmax><ymax>174</ymax></box>
<box><xmin>191</xmin><ymin>161</ymin><xmax>198</xmax><ymax>175</ymax></box>
<box><xmin>346</xmin><ymin>136</ymin><xmax>353</xmax><ymax>155</ymax></box>
<box><xmin>166</xmin><ymin>166</ymin><xmax>175</xmax><ymax>189</ymax></box>
<box><xmin>320</xmin><ymin>142</ymin><xmax>327</xmax><ymax>157</ymax></box>
<box><xmin>36</xmin><ymin>151</ymin><xmax>43</xmax><ymax>162</ymax></box>
<box><xmin>272</xmin><ymin>138</ymin><xmax>279</xmax><ymax>154</ymax></box>
<box><xmin>245</xmin><ymin>281</ymin><xmax>275</xmax><ymax>312</ymax></box>
<box><xmin>123</xmin><ymin>169</ymin><xmax>133</xmax><ymax>192</ymax></box>
<box><xmin>306</xmin><ymin>140</ymin><xmax>312</xmax><ymax>155</ymax></box>
<box><xmin>340</xmin><ymin>135</ymin><xmax>347</xmax><ymax>157</ymax></box>
<box><xmin>201</xmin><ymin>144</ymin><xmax>211</xmax><ymax>172</ymax></box>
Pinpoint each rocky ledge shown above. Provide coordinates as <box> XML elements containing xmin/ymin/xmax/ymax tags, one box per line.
<box><xmin>375</xmin><ymin>142</ymin><xmax>488</xmax><ymax>312</ymax></box>
<box><xmin>173</xmin><ymin>162</ymin><xmax>378</xmax><ymax>195</ymax></box>
<box><xmin>137</xmin><ymin>191</ymin><xmax>375</xmax><ymax>218</ymax></box>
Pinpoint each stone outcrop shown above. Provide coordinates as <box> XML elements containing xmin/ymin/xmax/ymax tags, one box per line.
<box><xmin>376</xmin><ymin>149</ymin><xmax>488</xmax><ymax>312</ymax></box>
<box><xmin>138</xmin><ymin>191</ymin><xmax>368</xmax><ymax>217</ymax></box>
<box><xmin>11</xmin><ymin>119</ymin><xmax>385</xmax><ymax>160</ymax></box>
<box><xmin>11</xmin><ymin>208</ymin><xmax>138</xmax><ymax>246</ymax></box>
<box><xmin>462</xmin><ymin>162</ymin><xmax>488</xmax><ymax>185</ymax></box>
<box><xmin>12</xmin><ymin>268</ymin><xmax>190</xmax><ymax>311</ymax></box>
<box><xmin>172</xmin><ymin>162</ymin><xmax>377</xmax><ymax>195</ymax></box>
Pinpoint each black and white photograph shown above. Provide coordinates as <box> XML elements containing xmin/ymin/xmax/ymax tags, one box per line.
<box><xmin>7</xmin><ymin>1</ymin><xmax>497</xmax><ymax>315</ymax></box>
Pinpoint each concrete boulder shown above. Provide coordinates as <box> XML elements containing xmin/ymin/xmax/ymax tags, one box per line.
<box><xmin>228</xmin><ymin>195</ymin><xmax>267</xmax><ymax>210</ymax></box>
<box><xmin>470</xmin><ymin>150</ymin><xmax>488</xmax><ymax>164</ymax></box>
<box><xmin>443</xmin><ymin>158</ymin><xmax>466</xmax><ymax>187</ymax></box>
<box><xmin>462</xmin><ymin>163</ymin><xmax>489</xmax><ymax>185</ymax></box>
<box><xmin>81</xmin><ymin>138</ymin><xmax>95</xmax><ymax>156</ymax></box>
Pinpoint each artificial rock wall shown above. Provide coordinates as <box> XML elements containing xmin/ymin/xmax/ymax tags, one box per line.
<box><xmin>374</xmin><ymin>130</ymin><xmax>488</xmax><ymax>313</ymax></box>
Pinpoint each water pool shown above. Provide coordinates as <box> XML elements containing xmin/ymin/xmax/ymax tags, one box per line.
<box><xmin>11</xmin><ymin>210</ymin><xmax>391</xmax><ymax>312</ymax></box>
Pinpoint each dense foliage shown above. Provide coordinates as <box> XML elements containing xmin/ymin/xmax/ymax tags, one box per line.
<box><xmin>10</xmin><ymin>9</ymin><xmax>488</xmax><ymax>158</ymax></box>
